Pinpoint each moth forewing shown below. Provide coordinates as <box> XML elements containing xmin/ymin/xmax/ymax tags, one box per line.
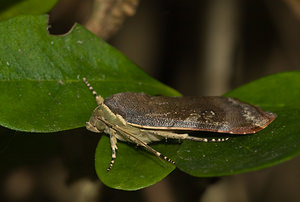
<box><xmin>104</xmin><ymin>93</ymin><xmax>277</xmax><ymax>134</ymax></box>
<box><xmin>83</xmin><ymin>78</ymin><xmax>276</xmax><ymax>171</ymax></box>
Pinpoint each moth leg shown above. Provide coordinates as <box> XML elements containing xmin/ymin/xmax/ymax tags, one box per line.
<box><xmin>185</xmin><ymin>136</ymin><xmax>229</xmax><ymax>142</ymax></box>
<box><xmin>143</xmin><ymin>130</ymin><xmax>189</xmax><ymax>141</ymax></box>
<box><xmin>138</xmin><ymin>142</ymin><xmax>176</xmax><ymax>165</ymax></box>
<box><xmin>104</xmin><ymin>126</ymin><xmax>121</xmax><ymax>171</ymax></box>
<box><xmin>148</xmin><ymin>130</ymin><xmax>229</xmax><ymax>142</ymax></box>
<box><xmin>115</xmin><ymin>126</ymin><xmax>176</xmax><ymax>165</ymax></box>
<box><xmin>107</xmin><ymin>133</ymin><xmax>118</xmax><ymax>171</ymax></box>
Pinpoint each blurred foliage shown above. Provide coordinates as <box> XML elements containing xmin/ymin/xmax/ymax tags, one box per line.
<box><xmin>0</xmin><ymin>15</ymin><xmax>299</xmax><ymax>191</ymax></box>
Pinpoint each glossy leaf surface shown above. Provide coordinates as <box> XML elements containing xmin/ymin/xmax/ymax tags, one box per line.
<box><xmin>0</xmin><ymin>15</ymin><xmax>179</xmax><ymax>133</ymax></box>
<box><xmin>1</xmin><ymin>15</ymin><xmax>299</xmax><ymax>191</ymax></box>
<box><xmin>0</xmin><ymin>15</ymin><xmax>179</xmax><ymax>191</ymax></box>
<box><xmin>176</xmin><ymin>72</ymin><xmax>300</xmax><ymax>177</ymax></box>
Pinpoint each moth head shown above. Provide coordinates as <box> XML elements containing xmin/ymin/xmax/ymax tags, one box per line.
<box><xmin>86</xmin><ymin>121</ymin><xmax>105</xmax><ymax>132</ymax></box>
<box><xmin>86</xmin><ymin>108</ymin><xmax>106</xmax><ymax>132</ymax></box>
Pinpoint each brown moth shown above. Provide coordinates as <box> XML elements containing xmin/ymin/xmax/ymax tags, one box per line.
<box><xmin>83</xmin><ymin>78</ymin><xmax>277</xmax><ymax>171</ymax></box>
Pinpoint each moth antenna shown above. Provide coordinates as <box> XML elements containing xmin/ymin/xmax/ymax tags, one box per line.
<box><xmin>83</xmin><ymin>78</ymin><xmax>104</xmax><ymax>105</ymax></box>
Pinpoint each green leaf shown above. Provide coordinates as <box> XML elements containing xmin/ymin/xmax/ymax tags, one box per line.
<box><xmin>0</xmin><ymin>15</ymin><xmax>179</xmax><ymax>133</ymax></box>
<box><xmin>2</xmin><ymin>15</ymin><xmax>299</xmax><ymax>191</ymax></box>
<box><xmin>0</xmin><ymin>0</ymin><xmax>58</xmax><ymax>21</ymax></box>
<box><xmin>0</xmin><ymin>15</ymin><xmax>179</xmax><ymax>191</ymax></box>
<box><xmin>176</xmin><ymin>71</ymin><xmax>300</xmax><ymax>177</ymax></box>
<box><xmin>96</xmin><ymin>72</ymin><xmax>300</xmax><ymax>190</ymax></box>
<box><xmin>95</xmin><ymin>136</ymin><xmax>179</xmax><ymax>190</ymax></box>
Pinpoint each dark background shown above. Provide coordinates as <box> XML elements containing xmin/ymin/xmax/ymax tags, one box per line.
<box><xmin>1</xmin><ymin>0</ymin><xmax>300</xmax><ymax>201</ymax></box>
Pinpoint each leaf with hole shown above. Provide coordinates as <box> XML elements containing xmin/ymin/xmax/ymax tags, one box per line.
<box><xmin>0</xmin><ymin>15</ymin><xmax>299</xmax><ymax>191</ymax></box>
<box><xmin>0</xmin><ymin>14</ymin><xmax>179</xmax><ymax>191</ymax></box>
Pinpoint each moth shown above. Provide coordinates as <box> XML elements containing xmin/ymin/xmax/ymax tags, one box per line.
<box><xmin>83</xmin><ymin>78</ymin><xmax>277</xmax><ymax>171</ymax></box>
